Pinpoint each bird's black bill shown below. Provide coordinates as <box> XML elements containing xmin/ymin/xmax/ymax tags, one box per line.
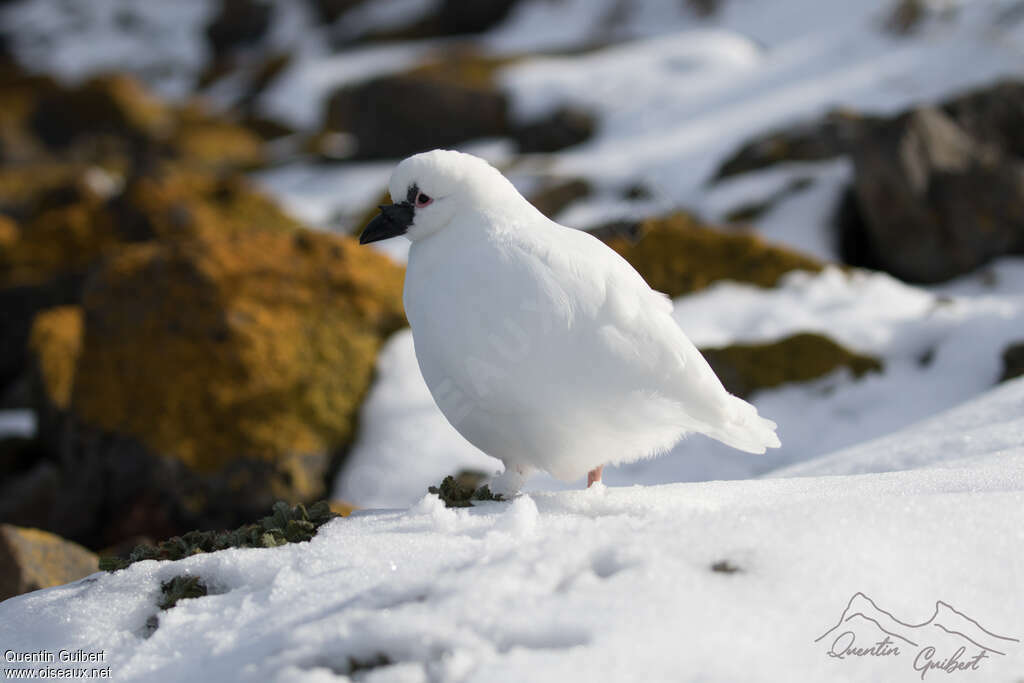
<box><xmin>359</xmin><ymin>202</ymin><xmax>414</xmax><ymax>244</ymax></box>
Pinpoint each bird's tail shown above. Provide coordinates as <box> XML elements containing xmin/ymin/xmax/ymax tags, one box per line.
<box><xmin>703</xmin><ymin>394</ymin><xmax>780</xmax><ymax>454</ymax></box>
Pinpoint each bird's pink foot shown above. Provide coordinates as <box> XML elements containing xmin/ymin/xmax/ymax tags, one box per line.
<box><xmin>587</xmin><ymin>465</ymin><xmax>604</xmax><ymax>488</ymax></box>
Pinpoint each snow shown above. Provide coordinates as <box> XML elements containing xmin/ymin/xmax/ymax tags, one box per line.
<box><xmin>0</xmin><ymin>409</ymin><xmax>36</xmax><ymax>439</ymax></box>
<box><xmin>0</xmin><ymin>0</ymin><xmax>215</xmax><ymax>98</ymax></box>
<box><xmin>3</xmin><ymin>419</ymin><xmax>1022</xmax><ymax>680</ymax></box>
<box><xmin>774</xmin><ymin>373</ymin><xmax>1024</xmax><ymax>477</ymax></box>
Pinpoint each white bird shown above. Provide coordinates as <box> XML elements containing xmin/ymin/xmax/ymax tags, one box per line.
<box><xmin>360</xmin><ymin>150</ymin><xmax>779</xmax><ymax>496</ymax></box>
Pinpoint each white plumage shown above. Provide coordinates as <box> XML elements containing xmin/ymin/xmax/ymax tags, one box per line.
<box><xmin>362</xmin><ymin>149</ymin><xmax>779</xmax><ymax>495</ymax></box>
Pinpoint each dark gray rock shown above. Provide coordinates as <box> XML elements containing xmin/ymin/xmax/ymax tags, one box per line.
<box><xmin>846</xmin><ymin>107</ymin><xmax>1024</xmax><ymax>282</ymax></box>
<box><xmin>942</xmin><ymin>81</ymin><xmax>1024</xmax><ymax>159</ymax></box>
<box><xmin>324</xmin><ymin>75</ymin><xmax>509</xmax><ymax>160</ymax></box>
<box><xmin>712</xmin><ymin>110</ymin><xmax>860</xmax><ymax>181</ymax></box>
<box><xmin>206</xmin><ymin>0</ymin><xmax>273</xmax><ymax>57</ymax></box>
<box><xmin>1001</xmin><ymin>342</ymin><xmax>1024</xmax><ymax>382</ymax></box>
<box><xmin>513</xmin><ymin>106</ymin><xmax>596</xmax><ymax>154</ymax></box>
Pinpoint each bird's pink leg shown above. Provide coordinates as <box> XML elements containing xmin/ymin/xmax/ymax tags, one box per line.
<box><xmin>587</xmin><ymin>465</ymin><xmax>604</xmax><ymax>488</ymax></box>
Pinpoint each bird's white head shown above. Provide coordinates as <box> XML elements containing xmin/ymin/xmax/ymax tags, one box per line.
<box><xmin>359</xmin><ymin>149</ymin><xmax>521</xmax><ymax>244</ymax></box>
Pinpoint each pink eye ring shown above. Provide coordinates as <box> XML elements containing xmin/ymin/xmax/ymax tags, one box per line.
<box><xmin>415</xmin><ymin>192</ymin><xmax>433</xmax><ymax>208</ymax></box>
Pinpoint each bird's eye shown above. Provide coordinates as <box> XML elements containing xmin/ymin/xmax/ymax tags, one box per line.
<box><xmin>415</xmin><ymin>192</ymin><xmax>433</xmax><ymax>208</ymax></box>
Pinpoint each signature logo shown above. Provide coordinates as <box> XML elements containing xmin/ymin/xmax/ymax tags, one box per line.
<box><xmin>815</xmin><ymin>592</ymin><xmax>1018</xmax><ymax>679</ymax></box>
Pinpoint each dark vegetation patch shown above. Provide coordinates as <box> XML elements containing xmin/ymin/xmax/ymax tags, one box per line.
<box><xmin>710</xmin><ymin>560</ymin><xmax>741</xmax><ymax>574</ymax></box>
<box><xmin>428</xmin><ymin>472</ymin><xmax>503</xmax><ymax>508</ymax></box>
<box><xmin>158</xmin><ymin>575</ymin><xmax>208</xmax><ymax>611</ymax></box>
<box><xmin>100</xmin><ymin>501</ymin><xmax>339</xmax><ymax>571</ymax></box>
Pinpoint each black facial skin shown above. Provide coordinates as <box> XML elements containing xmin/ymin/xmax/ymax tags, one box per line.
<box><xmin>359</xmin><ymin>183</ymin><xmax>418</xmax><ymax>245</ymax></box>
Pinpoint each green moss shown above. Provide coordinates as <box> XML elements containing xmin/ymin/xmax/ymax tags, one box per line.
<box><xmin>100</xmin><ymin>501</ymin><xmax>339</xmax><ymax>572</ymax></box>
<box><xmin>700</xmin><ymin>332</ymin><xmax>883</xmax><ymax>399</ymax></box>
<box><xmin>600</xmin><ymin>212</ymin><xmax>824</xmax><ymax>297</ymax></box>
<box><xmin>428</xmin><ymin>473</ymin><xmax>503</xmax><ymax>508</ymax></box>
<box><xmin>158</xmin><ymin>575</ymin><xmax>208</xmax><ymax>610</ymax></box>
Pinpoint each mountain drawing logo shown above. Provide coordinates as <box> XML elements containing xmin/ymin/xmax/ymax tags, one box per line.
<box><xmin>815</xmin><ymin>592</ymin><xmax>1019</xmax><ymax>678</ymax></box>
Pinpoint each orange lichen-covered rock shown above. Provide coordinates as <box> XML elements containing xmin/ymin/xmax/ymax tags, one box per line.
<box><xmin>28</xmin><ymin>306</ymin><xmax>83</xmax><ymax>411</ymax></box>
<box><xmin>171</xmin><ymin>103</ymin><xmax>267</xmax><ymax>170</ymax></box>
<box><xmin>70</xmin><ymin>225</ymin><xmax>405</xmax><ymax>484</ymax></box>
<box><xmin>0</xmin><ymin>524</ymin><xmax>98</xmax><ymax>601</ymax></box>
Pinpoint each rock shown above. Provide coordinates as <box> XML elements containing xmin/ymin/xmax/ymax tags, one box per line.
<box><xmin>712</xmin><ymin>81</ymin><xmax>1024</xmax><ymax>282</ymax></box>
<box><xmin>0</xmin><ymin>60</ymin><xmax>56</xmax><ymax>163</ymax></box>
<box><xmin>324</xmin><ymin>55</ymin><xmax>510</xmax><ymax>159</ymax></box>
<box><xmin>1000</xmin><ymin>342</ymin><xmax>1024</xmax><ymax>382</ymax></box>
<box><xmin>715</xmin><ymin>81</ymin><xmax>1024</xmax><ymax>182</ymax></box>
<box><xmin>593</xmin><ymin>212</ymin><xmax>824</xmax><ymax>297</ymax></box>
<box><xmin>700</xmin><ymin>333</ymin><xmax>883</xmax><ymax>399</ymax></box>
<box><xmin>688</xmin><ymin>0</ymin><xmax>724</xmax><ymax>17</ymax></box>
<box><xmin>845</xmin><ymin>107</ymin><xmax>1024</xmax><ymax>282</ymax></box>
<box><xmin>323</xmin><ymin>52</ymin><xmax>594</xmax><ymax>159</ymax></box>
<box><xmin>356</xmin><ymin>0</ymin><xmax>522</xmax><ymax>41</ymax></box>
<box><xmin>26</xmin><ymin>222</ymin><xmax>404</xmax><ymax>547</ymax></box>
<box><xmin>310</xmin><ymin>0</ymin><xmax>369</xmax><ymax>23</ymax></box>
<box><xmin>72</xmin><ymin>225</ymin><xmax>404</xmax><ymax>473</ymax></box>
<box><xmin>712</xmin><ymin>110</ymin><xmax>859</xmax><ymax>181</ymax></box>
<box><xmin>171</xmin><ymin>103</ymin><xmax>266</xmax><ymax>170</ymax></box>
<box><xmin>834</xmin><ymin>185</ymin><xmax>876</xmax><ymax>271</ymax></box>
<box><xmin>0</xmin><ymin>437</ymin><xmax>46</xmax><ymax>489</ymax></box>
<box><xmin>30</xmin><ymin>74</ymin><xmax>172</xmax><ymax>149</ymax></box>
<box><xmin>28</xmin><ymin>306</ymin><xmax>81</xmax><ymax>413</ymax></box>
<box><xmin>0</xmin><ymin>162</ymin><xmax>100</xmax><ymax>220</ymax></box>
<box><xmin>0</xmin><ymin>461</ymin><xmax>58</xmax><ymax>531</ymax></box>
<box><xmin>0</xmin><ymin>524</ymin><xmax>98</xmax><ymax>601</ymax></box>
<box><xmin>206</xmin><ymin>0</ymin><xmax>273</xmax><ymax>58</ymax></box>
<box><xmin>527</xmin><ymin>178</ymin><xmax>591</xmax><ymax>219</ymax></box>
<box><xmin>942</xmin><ymin>80</ymin><xmax>1024</xmax><ymax>160</ymax></box>
<box><xmin>0</xmin><ymin>165</ymin><xmax>296</xmax><ymax>399</ymax></box>
<box><xmin>513</xmin><ymin>106</ymin><xmax>596</xmax><ymax>154</ymax></box>
<box><xmin>428</xmin><ymin>0</ymin><xmax>522</xmax><ymax>36</ymax></box>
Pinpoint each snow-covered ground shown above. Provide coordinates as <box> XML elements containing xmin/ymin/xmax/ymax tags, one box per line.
<box><xmin>3</xmin><ymin>378</ymin><xmax>1023</xmax><ymax>682</ymax></box>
